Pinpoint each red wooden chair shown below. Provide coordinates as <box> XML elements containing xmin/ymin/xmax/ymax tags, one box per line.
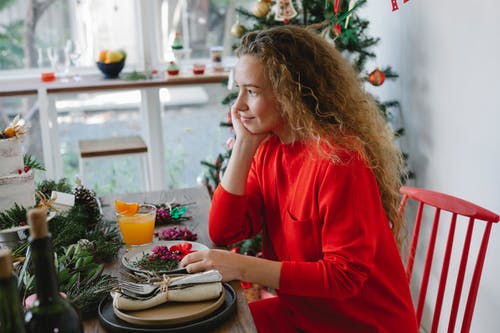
<box><xmin>399</xmin><ymin>186</ymin><xmax>499</xmax><ymax>333</ymax></box>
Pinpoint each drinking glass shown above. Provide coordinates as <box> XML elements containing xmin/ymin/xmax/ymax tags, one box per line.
<box><xmin>68</xmin><ymin>40</ymin><xmax>82</xmax><ymax>81</ymax></box>
<box><xmin>46</xmin><ymin>47</ymin><xmax>59</xmax><ymax>72</ymax></box>
<box><xmin>116</xmin><ymin>204</ymin><xmax>156</xmax><ymax>249</ymax></box>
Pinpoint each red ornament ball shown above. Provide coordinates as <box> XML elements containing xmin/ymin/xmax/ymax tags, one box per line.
<box><xmin>368</xmin><ymin>68</ymin><xmax>385</xmax><ymax>86</ymax></box>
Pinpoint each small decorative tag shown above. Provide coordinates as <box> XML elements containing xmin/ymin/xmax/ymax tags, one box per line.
<box><xmin>51</xmin><ymin>191</ymin><xmax>75</xmax><ymax>212</ymax></box>
<box><xmin>17</xmin><ymin>230</ymin><xmax>27</xmax><ymax>240</ymax></box>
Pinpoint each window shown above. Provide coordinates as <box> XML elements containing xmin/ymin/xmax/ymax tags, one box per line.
<box><xmin>0</xmin><ymin>0</ymin><xmax>236</xmax><ymax>193</ymax></box>
<box><xmin>0</xmin><ymin>0</ymin><xmax>141</xmax><ymax>72</ymax></box>
<box><xmin>161</xmin><ymin>0</ymin><xmax>236</xmax><ymax>62</ymax></box>
<box><xmin>0</xmin><ymin>0</ymin><xmax>238</xmax><ymax>72</ymax></box>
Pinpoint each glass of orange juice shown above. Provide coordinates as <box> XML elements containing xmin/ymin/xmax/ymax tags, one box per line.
<box><xmin>116</xmin><ymin>204</ymin><xmax>156</xmax><ymax>248</ymax></box>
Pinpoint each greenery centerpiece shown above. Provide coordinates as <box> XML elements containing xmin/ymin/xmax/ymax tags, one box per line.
<box><xmin>1</xmin><ymin>178</ymin><xmax>122</xmax><ymax>318</ymax></box>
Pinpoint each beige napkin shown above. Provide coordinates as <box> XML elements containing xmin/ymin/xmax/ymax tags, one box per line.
<box><xmin>112</xmin><ymin>282</ymin><xmax>223</xmax><ymax>311</ymax></box>
<box><xmin>169</xmin><ymin>270</ymin><xmax>222</xmax><ymax>287</ymax></box>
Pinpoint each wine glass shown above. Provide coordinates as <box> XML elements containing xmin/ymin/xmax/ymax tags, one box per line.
<box><xmin>46</xmin><ymin>47</ymin><xmax>59</xmax><ymax>72</ymax></box>
<box><xmin>37</xmin><ymin>48</ymin><xmax>45</xmax><ymax>68</ymax></box>
<box><xmin>59</xmin><ymin>40</ymin><xmax>73</xmax><ymax>82</ymax></box>
<box><xmin>68</xmin><ymin>41</ymin><xmax>82</xmax><ymax>81</ymax></box>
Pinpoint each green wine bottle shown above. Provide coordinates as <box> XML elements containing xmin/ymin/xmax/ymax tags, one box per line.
<box><xmin>24</xmin><ymin>208</ymin><xmax>83</xmax><ymax>333</ymax></box>
<box><xmin>0</xmin><ymin>248</ymin><xmax>27</xmax><ymax>333</ymax></box>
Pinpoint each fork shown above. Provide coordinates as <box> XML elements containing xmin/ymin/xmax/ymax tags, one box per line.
<box><xmin>119</xmin><ymin>281</ymin><xmax>159</xmax><ymax>297</ymax></box>
<box><xmin>119</xmin><ymin>270</ymin><xmax>222</xmax><ymax>297</ymax></box>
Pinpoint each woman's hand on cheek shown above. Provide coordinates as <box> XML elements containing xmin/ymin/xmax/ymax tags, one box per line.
<box><xmin>180</xmin><ymin>249</ymin><xmax>245</xmax><ymax>282</ymax></box>
<box><xmin>229</xmin><ymin>106</ymin><xmax>247</xmax><ymax>138</ymax></box>
<box><xmin>230</xmin><ymin>106</ymin><xmax>268</xmax><ymax>149</ymax></box>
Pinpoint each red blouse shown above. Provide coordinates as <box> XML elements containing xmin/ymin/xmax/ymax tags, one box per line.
<box><xmin>209</xmin><ymin>136</ymin><xmax>418</xmax><ymax>332</ymax></box>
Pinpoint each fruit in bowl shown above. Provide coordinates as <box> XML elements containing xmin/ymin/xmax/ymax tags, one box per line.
<box><xmin>96</xmin><ymin>49</ymin><xmax>126</xmax><ymax>78</ymax></box>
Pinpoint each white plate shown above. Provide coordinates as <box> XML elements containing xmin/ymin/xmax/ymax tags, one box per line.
<box><xmin>121</xmin><ymin>240</ymin><xmax>208</xmax><ymax>274</ymax></box>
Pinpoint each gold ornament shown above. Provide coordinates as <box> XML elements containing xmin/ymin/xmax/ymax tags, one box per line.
<box><xmin>231</xmin><ymin>21</ymin><xmax>246</xmax><ymax>38</ymax></box>
<box><xmin>253</xmin><ymin>0</ymin><xmax>271</xmax><ymax>18</ymax></box>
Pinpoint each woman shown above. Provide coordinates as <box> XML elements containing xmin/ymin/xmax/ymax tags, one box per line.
<box><xmin>181</xmin><ymin>25</ymin><xmax>418</xmax><ymax>332</ymax></box>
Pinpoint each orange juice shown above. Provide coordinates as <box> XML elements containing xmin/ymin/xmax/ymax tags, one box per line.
<box><xmin>117</xmin><ymin>204</ymin><xmax>156</xmax><ymax>246</ymax></box>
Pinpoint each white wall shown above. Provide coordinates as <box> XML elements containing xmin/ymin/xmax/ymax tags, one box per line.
<box><xmin>362</xmin><ymin>1</ymin><xmax>500</xmax><ymax>332</ymax></box>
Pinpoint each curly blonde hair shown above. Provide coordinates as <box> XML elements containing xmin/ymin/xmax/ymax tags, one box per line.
<box><xmin>237</xmin><ymin>25</ymin><xmax>406</xmax><ymax>248</ymax></box>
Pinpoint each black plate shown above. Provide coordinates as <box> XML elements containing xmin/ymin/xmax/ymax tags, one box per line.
<box><xmin>98</xmin><ymin>283</ymin><xmax>237</xmax><ymax>333</ymax></box>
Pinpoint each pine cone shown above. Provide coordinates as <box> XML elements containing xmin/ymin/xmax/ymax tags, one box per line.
<box><xmin>73</xmin><ymin>185</ymin><xmax>100</xmax><ymax>223</ymax></box>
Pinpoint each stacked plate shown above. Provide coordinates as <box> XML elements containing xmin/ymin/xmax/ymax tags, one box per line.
<box><xmin>98</xmin><ymin>240</ymin><xmax>237</xmax><ymax>332</ymax></box>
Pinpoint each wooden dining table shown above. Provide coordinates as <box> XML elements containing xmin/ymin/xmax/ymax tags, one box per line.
<box><xmin>82</xmin><ymin>186</ymin><xmax>257</xmax><ymax>332</ymax></box>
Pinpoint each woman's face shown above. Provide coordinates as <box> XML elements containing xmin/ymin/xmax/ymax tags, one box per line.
<box><xmin>233</xmin><ymin>55</ymin><xmax>291</xmax><ymax>142</ymax></box>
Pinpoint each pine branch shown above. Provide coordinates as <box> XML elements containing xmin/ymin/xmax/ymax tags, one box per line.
<box><xmin>23</xmin><ymin>154</ymin><xmax>45</xmax><ymax>171</ymax></box>
<box><xmin>67</xmin><ymin>274</ymin><xmax>117</xmax><ymax>319</ymax></box>
<box><xmin>86</xmin><ymin>220</ymin><xmax>122</xmax><ymax>263</ymax></box>
<box><xmin>380</xmin><ymin>66</ymin><xmax>399</xmax><ymax>79</ymax></box>
<box><xmin>394</xmin><ymin>128</ymin><xmax>405</xmax><ymax>137</ymax></box>
<box><xmin>382</xmin><ymin>100</ymin><xmax>401</xmax><ymax>110</ymax></box>
<box><xmin>0</xmin><ymin>203</ymin><xmax>27</xmax><ymax>229</ymax></box>
<box><xmin>49</xmin><ymin>212</ymin><xmax>87</xmax><ymax>249</ymax></box>
<box><xmin>222</xmin><ymin>91</ymin><xmax>238</xmax><ymax>105</ymax></box>
<box><xmin>200</xmin><ymin>161</ymin><xmax>217</xmax><ymax>169</ymax></box>
<box><xmin>36</xmin><ymin>178</ymin><xmax>73</xmax><ymax>199</ymax></box>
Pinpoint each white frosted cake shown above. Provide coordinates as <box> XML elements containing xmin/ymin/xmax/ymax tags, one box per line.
<box><xmin>0</xmin><ymin>137</ymin><xmax>35</xmax><ymax>211</ymax></box>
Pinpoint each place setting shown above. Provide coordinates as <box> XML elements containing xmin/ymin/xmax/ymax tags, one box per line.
<box><xmin>97</xmin><ymin>200</ymin><xmax>237</xmax><ymax>332</ymax></box>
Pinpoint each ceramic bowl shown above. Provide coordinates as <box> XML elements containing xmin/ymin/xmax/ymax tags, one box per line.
<box><xmin>96</xmin><ymin>60</ymin><xmax>125</xmax><ymax>79</ymax></box>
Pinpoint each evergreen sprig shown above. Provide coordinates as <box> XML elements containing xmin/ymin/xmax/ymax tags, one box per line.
<box><xmin>49</xmin><ymin>206</ymin><xmax>89</xmax><ymax>248</ymax></box>
<box><xmin>23</xmin><ymin>154</ymin><xmax>45</xmax><ymax>171</ymax></box>
<box><xmin>23</xmin><ymin>242</ymin><xmax>118</xmax><ymax>319</ymax></box>
<box><xmin>0</xmin><ymin>203</ymin><xmax>27</xmax><ymax>229</ymax></box>
<box><xmin>36</xmin><ymin>178</ymin><xmax>73</xmax><ymax>200</ymax></box>
<box><xmin>130</xmin><ymin>254</ymin><xmax>179</xmax><ymax>272</ymax></box>
<box><xmin>236</xmin><ymin>233</ymin><xmax>263</xmax><ymax>256</ymax></box>
<box><xmin>67</xmin><ymin>274</ymin><xmax>117</xmax><ymax>319</ymax></box>
<box><xmin>86</xmin><ymin>220</ymin><xmax>123</xmax><ymax>263</ymax></box>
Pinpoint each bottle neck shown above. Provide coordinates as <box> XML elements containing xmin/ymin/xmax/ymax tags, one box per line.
<box><xmin>0</xmin><ymin>275</ymin><xmax>26</xmax><ymax>333</ymax></box>
<box><xmin>30</xmin><ymin>237</ymin><xmax>60</xmax><ymax>304</ymax></box>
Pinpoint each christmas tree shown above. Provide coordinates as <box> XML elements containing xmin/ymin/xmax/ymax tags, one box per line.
<box><xmin>201</xmin><ymin>0</ymin><xmax>411</xmax><ymax>197</ymax></box>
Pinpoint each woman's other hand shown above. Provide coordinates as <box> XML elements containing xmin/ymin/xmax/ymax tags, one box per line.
<box><xmin>180</xmin><ymin>249</ymin><xmax>245</xmax><ymax>282</ymax></box>
<box><xmin>180</xmin><ymin>249</ymin><xmax>281</xmax><ymax>289</ymax></box>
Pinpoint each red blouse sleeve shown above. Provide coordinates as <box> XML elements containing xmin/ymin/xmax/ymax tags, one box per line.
<box><xmin>279</xmin><ymin>155</ymin><xmax>387</xmax><ymax>299</ymax></box>
<box><xmin>208</xmin><ymin>156</ymin><xmax>265</xmax><ymax>245</ymax></box>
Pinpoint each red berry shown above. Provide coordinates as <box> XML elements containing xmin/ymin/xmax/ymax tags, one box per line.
<box><xmin>24</xmin><ymin>166</ymin><xmax>31</xmax><ymax>172</ymax></box>
<box><xmin>18</xmin><ymin>169</ymin><xmax>22</xmax><ymax>174</ymax></box>
<box><xmin>240</xmin><ymin>281</ymin><xmax>252</xmax><ymax>289</ymax></box>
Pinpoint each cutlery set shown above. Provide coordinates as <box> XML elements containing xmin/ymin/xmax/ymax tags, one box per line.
<box><xmin>118</xmin><ymin>270</ymin><xmax>222</xmax><ymax>300</ymax></box>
